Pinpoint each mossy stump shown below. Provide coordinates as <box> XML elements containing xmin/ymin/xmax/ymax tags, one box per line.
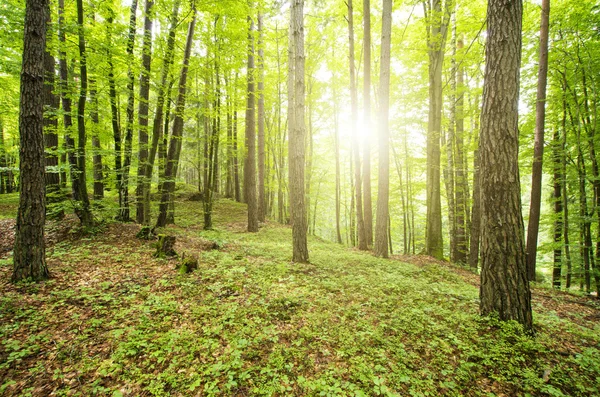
<box><xmin>153</xmin><ymin>234</ymin><xmax>176</xmax><ymax>258</ymax></box>
<box><xmin>137</xmin><ymin>226</ymin><xmax>152</xmax><ymax>240</ymax></box>
<box><xmin>178</xmin><ymin>253</ymin><xmax>198</xmax><ymax>274</ymax></box>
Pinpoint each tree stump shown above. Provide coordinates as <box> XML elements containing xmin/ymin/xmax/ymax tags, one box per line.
<box><xmin>177</xmin><ymin>253</ymin><xmax>198</xmax><ymax>274</ymax></box>
<box><xmin>153</xmin><ymin>234</ymin><xmax>176</xmax><ymax>258</ymax></box>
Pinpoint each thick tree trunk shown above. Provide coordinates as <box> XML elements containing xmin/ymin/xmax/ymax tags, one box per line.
<box><xmin>289</xmin><ymin>0</ymin><xmax>308</xmax><ymax>262</ymax></box>
<box><xmin>363</xmin><ymin>0</ymin><xmax>373</xmax><ymax>247</ymax></box>
<box><xmin>374</xmin><ymin>0</ymin><xmax>392</xmax><ymax>258</ymax></box>
<box><xmin>479</xmin><ymin>0</ymin><xmax>532</xmax><ymax>332</ymax></box>
<box><xmin>155</xmin><ymin>10</ymin><xmax>196</xmax><ymax>229</ymax></box>
<box><xmin>13</xmin><ymin>0</ymin><xmax>50</xmax><ymax>282</ymax></box>
<box><xmin>348</xmin><ymin>0</ymin><xmax>367</xmax><ymax>250</ymax></box>
<box><xmin>135</xmin><ymin>0</ymin><xmax>154</xmax><ymax>225</ymax></box>
<box><xmin>525</xmin><ymin>0</ymin><xmax>550</xmax><ymax>281</ymax></box>
<box><xmin>245</xmin><ymin>16</ymin><xmax>259</xmax><ymax>232</ymax></box>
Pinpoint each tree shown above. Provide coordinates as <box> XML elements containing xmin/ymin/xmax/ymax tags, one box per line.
<box><xmin>525</xmin><ymin>0</ymin><xmax>550</xmax><ymax>282</ymax></box>
<box><xmin>12</xmin><ymin>0</ymin><xmax>50</xmax><ymax>282</ymax></box>
<box><xmin>479</xmin><ymin>0</ymin><xmax>532</xmax><ymax>332</ymax></box>
<box><xmin>289</xmin><ymin>0</ymin><xmax>308</xmax><ymax>262</ymax></box>
<box><xmin>257</xmin><ymin>11</ymin><xmax>266</xmax><ymax>223</ymax></box>
<box><xmin>135</xmin><ymin>0</ymin><xmax>154</xmax><ymax>225</ymax></box>
<box><xmin>374</xmin><ymin>0</ymin><xmax>392</xmax><ymax>258</ymax></box>
<box><xmin>424</xmin><ymin>0</ymin><xmax>451</xmax><ymax>260</ymax></box>
<box><xmin>245</xmin><ymin>15</ymin><xmax>259</xmax><ymax>232</ymax></box>
<box><xmin>363</xmin><ymin>0</ymin><xmax>373</xmax><ymax>247</ymax></box>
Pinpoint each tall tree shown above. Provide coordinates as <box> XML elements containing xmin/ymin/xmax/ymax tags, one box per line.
<box><xmin>155</xmin><ymin>8</ymin><xmax>197</xmax><ymax>229</ymax></box>
<box><xmin>348</xmin><ymin>0</ymin><xmax>368</xmax><ymax>250</ymax></box>
<box><xmin>245</xmin><ymin>15</ymin><xmax>259</xmax><ymax>232</ymax></box>
<box><xmin>454</xmin><ymin>34</ymin><xmax>468</xmax><ymax>263</ymax></box>
<box><xmin>74</xmin><ymin>0</ymin><xmax>93</xmax><ymax>227</ymax></box>
<box><xmin>374</xmin><ymin>0</ymin><xmax>392</xmax><ymax>258</ymax></box>
<box><xmin>424</xmin><ymin>0</ymin><xmax>451</xmax><ymax>260</ymax></box>
<box><xmin>525</xmin><ymin>0</ymin><xmax>550</xmax><ymax>281</ymax></box>
<box><xmin>257</xmin><ymin>11</ymin><xmax>266</xmax><ymax>223</ymax></box>
<box><xmin>363</xmin><ymin>0</ymin><xmax>373</xmax><ymax>246</ymax></box>
<box><xmin>289</xmin><ymin>0</ymin><xmax>308</xmax><ymax>262</ymax></box>
<box><xmin>135</xmin><ymin>0</ymin><xmax>154</xmax><ymax>225</ymax></box>
<box><xmin>12</xmin><ymin>0</ymin><xmax>50</xmax><ymax>282</ymax></box>
<box><xmin>479</xmin><ymin>0</ymin><xmax>532</xmax><ymax>331</ymax></box>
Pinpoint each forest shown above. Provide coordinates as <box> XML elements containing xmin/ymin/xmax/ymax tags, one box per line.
<box><xmin>1</xmin><ymin>0</ymin><xmax>600</xmax><ymax>395</ymax></box>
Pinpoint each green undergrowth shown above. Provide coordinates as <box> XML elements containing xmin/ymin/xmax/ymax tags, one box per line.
<box><xmin>1</xmin><ymin>199</ymin><xmax>599</xmax><ymax>396</ymax></box>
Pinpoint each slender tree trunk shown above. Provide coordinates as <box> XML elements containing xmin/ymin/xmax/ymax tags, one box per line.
<box><xmin>257</xmin><ymin>12</ymin><xmax>266</xmax><ymax>223</ymax></box>
<box><xmin>245</xmin><ymin>15</ymin><xmax>259</xmax><ymax>232</ymax></box>
<box><xmin>363</xmin><ymin>0</ymin><xmax>373</xmax><ymax>247</ymax></box>
<box><xmin>374</xmin><ymin>0</ymin><xmax>392</xmax><ymax>258</ymax></box>
<box><xmin>289</xmin><ymin>0</ymin><xmax>308</xmax><ymax>262</ymax></box>
<box><xmin>479</xmin><ymin>0</ymin><xmax>532</xmax><ymax>332</ymax></box>
<box><xmin>155</xmin><ymin>10</ymin><xmax>197</xmax><ymax>229</ymax></box>
<box><xmin>74</xmin><ymin>0</ymin><xmax>93</xmax><ymax>227</ymax></box>
<box><xmin>12</xmin><ymin>0</ymin><xmax>50</xmax><ymax>282</ymax></box>
<box><xmin>43</xmin><ymin>34</ymin><xmax>60</xmax><ymax>195</ymax></box>
<box><xmin>136</xmin><ymin>0</ymin><xmax>154</xmax><ymax>225</ymax></box>
<box><xmin>552</xmin><ymin>127</ymin><xmax>562</xmax><ymax>288</ymax></box>
<box><xmin>561</xmin><ymin>78</ymin><xmax>572</xmax><ymax>288</ymax></box>
<box><xmin>333</xmin><ymin>66</ymin><xmax>343</xmax><ymax>244</ymax></box>
<box><xmin>120</xmin><ymin>0</ymin><xmax>139</xmax><ymax>222</ymax></box>
<box><xmin>454</xmin><ymin>35</ymin><xmax>468</xmax><ymax>263</ymax></box>
<box><xmin>468</xmin><ymin>149</ymin><xmax>481</xmax><ymax>270</ymax></box>
<box><xmin>424</xmin><ymin>0</ymin><xmax>450</xmax><ymax>260</ymax></box>
<box><xmin>525</xmin><ymin>0</ymin><xmax>550</xmax><ymax>281</ymax></box>
<box><xmin>90</xmin><ymin>81</ymin><xmax>104</xmax><ymax>200</ymax></box>
<box><xmin>0</xmin><ymin>119</ymin><xmax>6</xmax><ymax>194</ymax></box>
<box><xmin>348</xmin><ymin>0</ymin><xmax>367</xmax><ymax>250</ymax></box>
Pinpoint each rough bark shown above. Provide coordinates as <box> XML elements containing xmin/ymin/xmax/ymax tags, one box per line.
<box><xmin>289</xmin><ymin>0</ymin><xmax>308</xmax><ymax>262</ymax></box>
<box><xmin>13</xmin><ymin>0</ymin><xmax>50</xmax><ymax>282</ymax></box>
<box><xmin>245</xmin><ymin>16</ymin><xmax>259</xmax><ymax>232</ymax></box>
<box><xmin>374</xmin><ymin>0</ymin><xmax>392</xmax><ymax>258</ymax></box>
<box><xmin>525</xmin><ymin>0</ymin><xmax>550</xmax><ymax>281</ymax></box>
<box><xmin>479</xmin><ymin>0</ymin><xmax>532</xmax><ymax>332</ymax></box>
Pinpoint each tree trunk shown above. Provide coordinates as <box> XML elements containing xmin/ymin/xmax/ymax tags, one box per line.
<box><xmin>479</xmin><ymin>0</ymin><xmax>532</xmax><ymax>332</ymax></box>
<box><xmin>333</xmin><ymin>63</ymin><xmax>343</xmax><ymax>244</ymax></box>
<box><xmin>289</xmin><ymin>0</ymin><xmax>308</xmax><ymax>262</ymax></box>
<box><xmin>12</xmin><ymin>0</ymin><xmax>50</xmax><ymax>282</ymax></box>
<box><xmin>90</xmin><ymin>81</ymin><xmax>104</xmax><ymax>200</ymax></box>
<box><xmin>525</xmin><ymin>0</ymin><xmax>550</xmax><ymax>281</ymax></box>
<box><xmin>454</xmin><ymin>35</ymin><xmax>468</xmax><ymax>263</ymax></box>
<box><xmin>43</xmin><ymin>33</ymin><xmax>60</xmax><ymax>195</ymax></box>
<box><xmin>257</xmin><ymin>12</ymin><xmax>266</xmax><ymax>223</ymax></box>
<box><xmin>120</xmin><ymin>0</ymin><xmax>139</xmax><ymax>222</ymax></box>
<box><xmin>155</xmin><ymin>10</ymin><xmax>196</xmax><ymax>229</ymax></box>
<box><xmin>424</xmin><ymin>0</ymin><xmax>450</xmax><ymax>260</ymax></box>
<box><xmin>362</xmin><ymin>0</ymin><xmax>373</xmax><ymax>247</ymax></box>
<box><xmin>135</xmin><ymin>0</ymin><xmax>154</xmax><ymax>225</ymax></box>
<box><xmin>552</xmin><ymin>127</ymin><xmax>562</xmax><ymax>289</ymax></box>
<box><xmin>374</xmin><ymin>0</ymin><xmax>392</xmax><ymax>258</ymax></box>
<box><xmin>348</xmin><ymin>0</ymin><xmax>367</xmax><ymax>250</ymax></box>
<box><xmin>245</xmin><ymin>15</ymin><xmax>259</xmax><ymax>232</ymax></box>
<box><xmin>468</xmin><ymin>149</ymin><xmax>481</xmax><ymax>270</ymax></box>
<box><xmin>74</xmin><ymin>0</ymin><xmax>93</xmax><ymax>227</ymax></box>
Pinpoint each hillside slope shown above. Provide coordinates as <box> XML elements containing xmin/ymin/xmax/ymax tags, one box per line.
<box><xmin>1</xmin><ymin>198</ymin><xmax>599</xmax><ymax>396</ymax></box>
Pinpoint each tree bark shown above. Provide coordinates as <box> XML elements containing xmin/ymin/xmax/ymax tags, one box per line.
<box><xmin>155</xmin><ymin>10</ymin><xmax>196</xmax><ymax>229</ymax></box>
<box><xmin>479</xmin><ymin>0</ymin><xmax>532</xmax><ymax>332</ymax></box>
<box><xmin>424</xmin><ymin>0</ymin><xmax>450</xmax><ymax>260</ymax></box>
<box><xmin>525</xmin><ymin>0</ymin><xmax>550</xmax><ymax>281</ymax></box>
<box><xmin>13</xmin><ymin>0</ymin><xmax>50</xmax><ymax>282</ymax></box>
<box><xmin>363</xmin><ymin>0</ymin><xmax>373</xmax><ymax>247</ymax></box>
<box><xmin>245</xmin><ymin>15</ymin><xmax>259</xmax><ymax>232</ymax></box>
<box><xmin>136</xmin><ymin>0</ymin><xmax>154</xmax><ymax>225</ymax></box>
<box><xmin>374</xmin><ymin>0</ymin><xmax>392</xmax><ymax>258</ymax></box>
<box><xmin>257</xmin><ymin>12</ymin><xmax>266</xmax><ymax>223</ymax></box>
<box><xmin>289</xmin><ymin>0</ymin><xmax>308</xmax><ymax>262</ymax></box>
<box><xmin>348</xmin><ymin>0</ymin><xmax>367</xmax><ymax>250</ymax></box>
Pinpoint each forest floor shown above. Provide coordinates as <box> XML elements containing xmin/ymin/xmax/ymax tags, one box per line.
<box><xmin>1</xmin><ymin>192</ymin><xmax>600</xmax><ymax>397</ymax></box>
